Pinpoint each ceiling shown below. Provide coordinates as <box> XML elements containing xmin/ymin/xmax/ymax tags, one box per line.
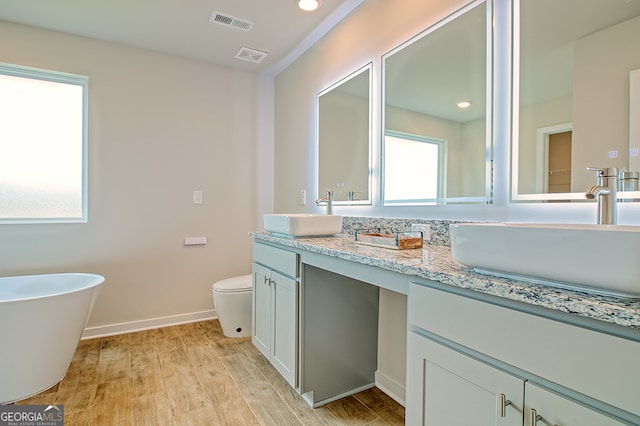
<box><xmin>0</xmin><ymin>0</ymin><xmax>363</xmax><ymax>74</ymax></box>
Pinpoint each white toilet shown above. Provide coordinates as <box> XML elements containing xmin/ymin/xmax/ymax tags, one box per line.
<box><xmin>212</xmin><ymin>274</ymin><xmax>253</xmax><ymax>338</ymax></box>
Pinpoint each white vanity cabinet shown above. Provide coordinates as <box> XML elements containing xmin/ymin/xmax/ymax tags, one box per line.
<box><xmin>407</xmin><ymin>333</ymin><xmax>627</xmax><ymax>425</ymax></box>
<box><xmin>407</xmin><ymin>282</ymin><xmax>639</xmax><ymax>425</ymax></box>
<box><xmin>407</xmin><ymin>331</ymin><xmax>524</xmax><ymax>425</ymax></box>
<box><xmin>252</xmin><ymin>242</ymin><xmax>299</xmax><ymax>387</ymax></box>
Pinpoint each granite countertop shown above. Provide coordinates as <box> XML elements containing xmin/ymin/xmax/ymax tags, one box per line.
<box><xmin>250</xmin><ymin>232</ymin><xmax>640</xmax><ymax>330</ymax></box>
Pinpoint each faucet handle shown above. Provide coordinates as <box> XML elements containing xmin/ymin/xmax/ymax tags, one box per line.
<box><xmin>587</xmin><ymin>167</ymin><xmax>618</xmax><ymax>177</ymax></box>
<box><xmin>347</xmin><ymin>190</ymin><xmax>362</xmax><ymax>201</ymax></box>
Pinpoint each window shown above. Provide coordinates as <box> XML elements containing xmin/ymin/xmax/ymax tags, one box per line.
<box><xmin>383</xmin><ymin>131</ymin><xmax>446</xmax><ymax>204</ymax></box>
<box><xmin>0</xmin><ymin>63</ymin><xmax>88</xmax><ymax>223</ymax></box>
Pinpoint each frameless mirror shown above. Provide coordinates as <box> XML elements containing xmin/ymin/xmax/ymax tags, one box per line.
<box><xmin>317</xmin><ymin>63</ymin><xmax>371</xmax><ymax>204</ymax></box>
<box><xmin>512</xmin><ymin>0</ymin><xmax>640</xmax><ymax>201</ymax></box>
<box><xmin>382</xmin><ymin>0</ymin><xmax>491</xmax><ymax>205</ymax></box>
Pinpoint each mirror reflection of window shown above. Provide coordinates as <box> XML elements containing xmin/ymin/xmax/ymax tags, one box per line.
<box><xmin>383</xmin><ymin>132</ymin><xmax>446</xmax><ymax>204</ymax></box>
<box><xmin>382</xmin><ymin>0</ymin><xmax>490</xmax><ymax>205</ymax></box>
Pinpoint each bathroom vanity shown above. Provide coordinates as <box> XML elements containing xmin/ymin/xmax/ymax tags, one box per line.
<box><xmin>249</xmin><ymin>231</ymin><xmax>640</xmax><ymax>425</ymax></box>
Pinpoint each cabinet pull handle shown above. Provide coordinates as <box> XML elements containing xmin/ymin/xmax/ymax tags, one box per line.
<box><xmin>528</xmin><ymin>408</ymin><xmax>542</xmax><ymax>426</ymax></box>
<box><xmin>499</xmin><ymin>393</ymin><xmax>512</xmax><ymax>417</ymax></box>
<box><xmin>264</xmin><ymin>276</ymin><xmax>270</xmax><ymax>286</ymax></box>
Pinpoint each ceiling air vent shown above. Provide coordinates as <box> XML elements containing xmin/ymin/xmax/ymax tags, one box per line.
<box><xmin>209</xmin><ymin>11</ymin><xmax>254</xmax><ymax>31</ymax></box>
<box><xmin>235</xmin><ymin>47</ymin><xmax>268</xmax><ymax>64</ymax></box>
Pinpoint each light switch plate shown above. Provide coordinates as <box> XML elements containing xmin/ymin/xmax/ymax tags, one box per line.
<box><xmin>193</xmin><ymin>191</ymin><xmax>203</xmax><ymax>205</ymax></box>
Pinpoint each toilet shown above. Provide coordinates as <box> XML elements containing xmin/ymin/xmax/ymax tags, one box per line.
<box><xmin>212</xmin><ymin>274</ymin><xmax>253</xmax><ymax>338</ymax></box>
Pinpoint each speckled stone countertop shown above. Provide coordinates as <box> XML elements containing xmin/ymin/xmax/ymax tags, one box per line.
<box><xmin>250</xmin><ymin>232</ymin><xmax>640</xmax><ymax>330</ymax></box>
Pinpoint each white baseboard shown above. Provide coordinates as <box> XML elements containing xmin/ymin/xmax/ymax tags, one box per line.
<box><xmin>302</xmin><ymin>383</ymin><xmax>376</xmax><ymax>408</ymax></box>
<box><xmin>375</xmin><ymin>370</ymin><xmax>406</xmax><ymax>407</ymax></box>
<box><xmin>81</xmin><ymin>309</ymin><xmax>217</xmax><ymax>339</ymax></box>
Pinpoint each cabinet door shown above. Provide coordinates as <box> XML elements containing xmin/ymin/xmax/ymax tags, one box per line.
<box><xmin>525</xmin><ymin>383</ymin><xmax>626</xmax><ymax>426</ymax></box>
<box><xmin>252</xmin><ymin>263</ymin><xmax>271</xmax><ymax>359</ymax></box>
<box><xmin>271</xmin><ymin>270</ymin><xmax>298</xmax><ymax>387</ymax></box>
<box><xmin>406</xmin><ymin>332</ymin><xmax>523</xmax><ymax>426</ymax></box>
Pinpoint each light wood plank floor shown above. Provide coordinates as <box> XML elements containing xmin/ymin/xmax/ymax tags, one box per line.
<box><xmin>17</xmin><ymin>320</ymin><xmax>405</xmax><ymax>425</ymax></box>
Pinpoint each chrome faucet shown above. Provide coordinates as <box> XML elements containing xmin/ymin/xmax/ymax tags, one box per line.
<box><xmin>585</xmin><ymin>167</ymin><xmax>618</xmax><ymax>224</ymax></box>
<box><xmin>315</xmin><ymin>190</ymin><xmax>334</xmax><ymax>215</ymax></box>
<box><xmin>347</xmin><ymin>191</ymin><xmax>361</xmax><ymax>201</ymax></box>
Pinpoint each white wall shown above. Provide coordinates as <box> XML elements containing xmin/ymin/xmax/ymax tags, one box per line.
<box><xmin>0</xmin><ymin>21</ymin><xmax>260</xmax><ymax>335</ymax></box>
<box><xmin>572</xmin><ymin>15</ymin><xmax>640</xmax><ymax>191</ymax></box>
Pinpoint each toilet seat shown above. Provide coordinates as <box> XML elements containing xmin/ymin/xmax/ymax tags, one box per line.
<box><xmin>213</xmin><ymin>274</ymin><xmax>252</xmax><ymax>293</ymax></box>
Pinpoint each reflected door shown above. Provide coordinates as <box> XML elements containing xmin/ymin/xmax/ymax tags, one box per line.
<box><xmin>547</xmin><ymin>131</ymin><xmax>572</xmax><ymax>193</ymax></box>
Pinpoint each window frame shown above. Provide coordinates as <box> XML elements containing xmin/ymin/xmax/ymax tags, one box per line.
<box><xmin>0</xmin><ymin>62</ymin><xmax>89</xmax><ymax>224</ymax></box>
<box><xmin>382</xmin><ymin>129</ymin><xmax>447</xmax><ymax>205</ymax></box>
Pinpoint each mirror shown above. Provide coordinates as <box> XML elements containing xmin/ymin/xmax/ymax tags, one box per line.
<box><xmin>512</xmin><ymin>0</ymin><xmax>640</xmax><ymax>201</ymax></box>
<box><xmin>317</xmin><ymin>63</ymin><xmax>371</xmax><ymax>204</ymax></box>
<box><xmin>382</xmin><ymin>0</ymin><xmax>491</xmax><ymax>205</ymax></box>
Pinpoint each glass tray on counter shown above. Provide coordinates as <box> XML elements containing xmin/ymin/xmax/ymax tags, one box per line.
<box><xmin>354</xmin><ymin>229</ymin><xmax>423</xmax><ymax>250</ymax></box>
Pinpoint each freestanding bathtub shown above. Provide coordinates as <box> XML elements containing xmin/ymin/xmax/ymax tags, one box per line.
<box><xmin>0</xmin><ymin>273</ymin><xmax>104</xmax><ymax>404</ymax></box>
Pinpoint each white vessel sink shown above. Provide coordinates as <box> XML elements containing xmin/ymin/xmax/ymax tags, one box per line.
<box><xmin>263</xmin><ymin>214</ymin><xmax>343</xmax><ymax>237</ymax></box>
<box><xmin>450</xmin><ymin>223</ymin><xmax>640</xmax><ymax>297</ymax></box>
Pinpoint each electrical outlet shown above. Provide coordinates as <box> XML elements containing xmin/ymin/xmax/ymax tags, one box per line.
<box><xmin>411</xmin><ymin>223</ymin><xmax>431</xmax><ymax>242</ymax></box>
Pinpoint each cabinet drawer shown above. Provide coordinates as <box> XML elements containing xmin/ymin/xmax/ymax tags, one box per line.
<box><xmin>408</xmin><ymin>282</ymin><xmax>640</xmax><ymax>417</ymax></box>
<box><xmin>524</xmin><ymin>382</ymin><xmax>626</xmax><ymax>426</ymax></box>
<box><xmin>253</xmin><ymin>242</ymin><xmax>299</xmax><ymax>278</ymax></box>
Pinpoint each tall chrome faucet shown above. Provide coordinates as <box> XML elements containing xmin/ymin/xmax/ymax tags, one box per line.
<box><xmin>585</xmin><ymin>167</ymin><xmax>618</xmax><ymax>225</ymax></box>
<box><xmin>315</xmin><ymin>190</ymin><xmax>334</xmax><ymax>215</ymax></box>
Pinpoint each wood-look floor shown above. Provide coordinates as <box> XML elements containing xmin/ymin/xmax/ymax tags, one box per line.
<box><xmin>17</xmin><ymin>320</ymin><xmax>405</xmax><ymax>425</ymax></box>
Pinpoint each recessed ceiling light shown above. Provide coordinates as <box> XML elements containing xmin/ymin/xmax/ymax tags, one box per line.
<box><xmin>296</xmin><ymin>0</ymin><xmax>321</xmax><ymax>12</ymax></box>
<box><xmin>457</xmin><ymin>100</ymin><xmax>472</xmax><ymax>109</ymax></box>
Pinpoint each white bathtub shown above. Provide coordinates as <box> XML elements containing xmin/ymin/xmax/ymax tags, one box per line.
<box><xmin>0</xmin><ymin>273</ymin><xmax>104</xmax><ymax>404</ymax></box>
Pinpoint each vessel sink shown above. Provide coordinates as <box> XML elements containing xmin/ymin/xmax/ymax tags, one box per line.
<box><xmin>450</xmin><ymin>223</ymin><xmax>640</xmax><ymax>297</ymax></box>
<box><xmin>263</xmin><ymin>214</ymin><xmax>343</xmax><ymax>237</ymax></box>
